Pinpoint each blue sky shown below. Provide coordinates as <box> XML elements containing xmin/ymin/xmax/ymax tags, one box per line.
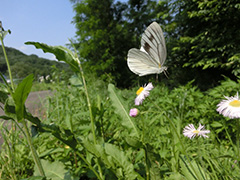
<box><xmin>1</xmin><ymin>0</ymin><xmax>76</xmax><ymax>60</ymax></box>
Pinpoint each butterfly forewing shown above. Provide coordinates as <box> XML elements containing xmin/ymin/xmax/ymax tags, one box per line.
<box><xmin>141</xmin><ymin>22</ymin><xmax>167</xmax><ymax>66</ymax></box>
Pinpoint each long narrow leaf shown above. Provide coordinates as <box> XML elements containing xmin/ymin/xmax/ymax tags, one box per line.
<box><xmin>108</xmin><ymin>83</ymin><xmax>139</xmax><ymax>138</ymax></box>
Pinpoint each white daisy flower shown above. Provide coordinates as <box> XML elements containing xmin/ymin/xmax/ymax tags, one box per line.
<box><xmin>183</xmin><ymin>124</ymin><xmax>210</xmax><ymax>139</ymax></box>
<box><xmin>217</xmin><ymin>93</ymin><xmax>240</xmax><ymax>119</ymax></box>
<box><xmin>135</xmin><ymin>82</ymin><xmax>154</xmax><ymax>105</ymax></box>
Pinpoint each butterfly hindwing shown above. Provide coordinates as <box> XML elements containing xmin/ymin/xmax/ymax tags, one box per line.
<box><xmin>127</xmin><ymin>48</ymin><xmax>161</xmax><ymax>76</ymax></box>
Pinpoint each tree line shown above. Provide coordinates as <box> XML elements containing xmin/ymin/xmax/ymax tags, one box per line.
<box><xmin>0</xmin><ymin>46</ymin><xmax>71</xmax><ymax>81</ymax></box>
<box><xmin>69</xmin><ymin>0</ymin><xmax>240</xmax><ymax>90</ymax></box>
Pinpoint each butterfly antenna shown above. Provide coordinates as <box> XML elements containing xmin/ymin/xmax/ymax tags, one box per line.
<box><xmin>164</xmin><ymin>70</ymin><xmax>169</xmax><ymax>79</ymax></box>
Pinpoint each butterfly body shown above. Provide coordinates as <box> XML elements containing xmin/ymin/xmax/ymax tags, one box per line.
<box><xmin>127</xmin><ymin>22</ymin><xmax>167</xmax><ymax>76</ymax></box>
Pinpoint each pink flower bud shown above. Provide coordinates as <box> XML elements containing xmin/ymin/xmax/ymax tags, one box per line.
<box><xmin>129</xmin><ymin>108</ymin><xmax>139</xmax><ymax>117</ymax></box>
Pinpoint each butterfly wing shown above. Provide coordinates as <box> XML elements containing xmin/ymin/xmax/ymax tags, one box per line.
<box><xmin>127</xmin><ymin>48</ymin><xmax>162</xmax><ymax>76</ymax></box>
<box><xmin>127</xmin><ymin>22</ymin><xmax>167</xmax><ymax>76</ymax></box>
<box><xmin>141</xmin><ymin>22</ymin><xmax>167</xmax><ymax>68</ymax></box>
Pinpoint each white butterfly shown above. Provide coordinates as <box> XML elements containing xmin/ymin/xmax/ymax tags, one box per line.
<box><xmin>127</xmin><ymin>22</ymin><xmax>167</xmax><ymax>76</ymax></box>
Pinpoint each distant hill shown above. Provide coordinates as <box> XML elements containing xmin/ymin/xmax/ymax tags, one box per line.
<box><xmin>0</xmin><ymin>46</ymin><xmax>71</xmax><ymax>80</ymax></box>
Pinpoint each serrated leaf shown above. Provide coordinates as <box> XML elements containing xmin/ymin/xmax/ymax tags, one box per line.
<box><xmin>104</xmin><ymin>143</ymin><xmax>144</xmax><ymax>180</ymax></box>
<box><xmin>25</xmin><ymin>41</ymin><xmax>79</xmax><ymax>73</ymax></box>
<box><xmin>13</xmin><ymin>74</ymin><xmax>34</xmax><ymax>122</ymax></box>
<box><xmin>108</xmin><ymin>84</ymin><xmax>139</xmax><ymax>138</ymax></box>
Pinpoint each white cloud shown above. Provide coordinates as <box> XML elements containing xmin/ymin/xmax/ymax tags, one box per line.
<box><xmin>19</xmin><ymin>45</ymin><xmax>27</xmax><ymax>51</ymax></box>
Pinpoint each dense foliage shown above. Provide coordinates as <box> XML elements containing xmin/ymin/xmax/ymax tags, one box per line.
<box><xmin>1</xmin><ymin>0</ymin><xmax>240</xmax><ymax>179</ymax></box>
<box><xmin>1</xmin><ymin>39</ymin><xmax>240</xmax><ymax>179</ymax></box>
<box><xmin>70</xmin><ymin>0</ymin><xmax>240</xmax><ymax>89</ymax></box>
<box><xmin>169</xmin><ymin>0</ymin><xmax>240</xmax><ymax>89</ymax></box>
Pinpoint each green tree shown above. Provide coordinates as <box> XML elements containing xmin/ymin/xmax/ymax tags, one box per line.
<box><xmin>168</xmin><ymin>0</ymin><xmax>240</xmax><ymax>89</ymax></box>
<box><xmin>70</xmin><ymin>0</ymin><xmax>171</xmax><ymax>87</ymax></box>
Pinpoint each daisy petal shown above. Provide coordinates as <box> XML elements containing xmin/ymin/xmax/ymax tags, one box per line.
<box><xmin>217</xmin><ymin>93</ymin><xmax>240</xmax><ymax>119</ymax></box>
<box><xmin>134</xmin><ymin>82</ymin><xmax>154</xmax><ymax>105</ymax></box>
<box><xmin>183</xmin><ymin>123</ymin><xmax>210</xmax><ymax>139</ymax></box>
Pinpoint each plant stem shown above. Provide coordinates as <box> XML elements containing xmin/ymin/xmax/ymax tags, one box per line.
<box><xmin>76</xmin><ymin>57</ymin><xmax>96</xmax><ymax>144</ymax></box>
<box><xmin>1</xmin><ymin>33</ymin><xmax>17</xmax><ymax>180</ymax></box>
<box><xmin>22</xmin><ymin>120</ymin><xmax>46</xmax><ymax>177</ymax></box>
<box><xmin>140</xmin><ymin>115</ymin><xmax>150</xmax><ymax>180</ymax></box>
<box><xmin>72</xmin><ymin>47</ymin><xmax>103</xmax><ymax>179</ymax></box>
<box><xmin>0</xmin><ymin>38</ymin><xmax>14</xmax><ymax>91</ymax></box>
<box><xmin>197</xmin><ymin>139</ymin><xmax>206</xmax><ymax>180</ymax></box>
<box><xmin>144</xmin><ymin>145</ymin><xmax>150</xmax><ymax>180</ymax></box>
<box><xmin>237</xmin><ymin>119</ymin><xmax>240</xmax><ymax>161</ymax></box>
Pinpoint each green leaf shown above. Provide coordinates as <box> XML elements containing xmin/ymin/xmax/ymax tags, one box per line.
<box><xmin>25</xmin><ymin>41</ymin><xmax>79</xmax><ymax>73</ymax></box>
<box><xmin>13</xmin><ymin>74</ymin><xmax>34</xmax><ymax>122</ymax></box>
<box><xmin>180</xmin><ymin>156</ymin><xmax>210</xmax><ymax>180</ymax></box>
<box><xmin>82</xmin><ymin>139</ymin><xmax>114</xmax><ymax>168</ymax></box>
<box><xmin>69</xmin><ymin>75</ymin><xmax>83</xmax><ymax>87</ymax></box>
<box><xmin>104</xmin><ymin>143</ymin><xmax>144</xmax><ymax>180</ymax></box>
<box><xmin>108</xmin><ymin>83</ymin><xmax>139</xmax><ymax>138</ymax></box>
<box><xmin>211</xmin><ymin>121</ymin><xmax>222</xmax><ymax>128</ymax></box>
<box><xmin>125</xmin><ymin>136</ymin><xmax>143</xmax><ymax>149</ymax></box>
<box><xmin>4</xmin><ymin>97</ymin><xmax>17</xmax><ymax>120</ymax></box>
<box><xmin>34</xmin><ymin>160</ymin><xmax>77</xmax><ymax>180</ymax></box>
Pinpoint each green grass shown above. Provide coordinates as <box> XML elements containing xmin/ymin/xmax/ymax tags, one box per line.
<box><xmin>2</xmin><ymin>77</ymin><xmax>239</xmax><ymax>179</ymax></box>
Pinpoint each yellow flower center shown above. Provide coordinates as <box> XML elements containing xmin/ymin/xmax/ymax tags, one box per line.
<box><xmin>193</xmin><ymin>130</ymin><xmax>199</xmax><ymax>134</ymax></box>
<box><xmin>229</xmin><ymin>100</ymin><xmax>240</xmax><ymax>107</ymax></box>
<box><xmin>136</xmin><ymin>87</ymin><xmax>144</xmax><ymax>95</ymax></box>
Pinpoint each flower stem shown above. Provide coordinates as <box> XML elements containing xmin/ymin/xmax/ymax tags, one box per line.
<box><xmin>71</xmin><ymin>44</ymin><xmax>103</xmax><ymax>179</ymax></box>
<box><xmin>140</xmin><ymin>115</ymin><xmax>150</xmax><ymax>180</ymax></box>
<box><xmin>144</xmin><ymin>145</ymin><xmax>150</xmax><ymax>180</ymax></box>
<box><xmin>22</xmin><ymin>120</ymin><xmax>46</xmax><ymax>177</ymax></box>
